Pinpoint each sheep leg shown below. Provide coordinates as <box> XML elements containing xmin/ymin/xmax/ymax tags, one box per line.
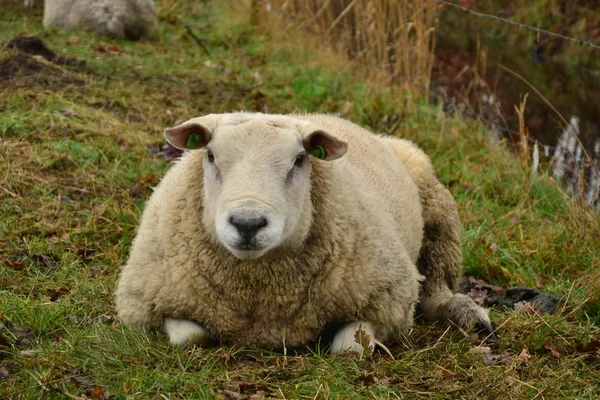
<box><xmin>162</xmin><ymin>318</ymin><xmax>215</xmax><ymax>349</ymax></box>
<box><xmin>416</xmin><ymin>182</ymin><xmax>495</xmax><ymax>338</ymax></box>
<box><xmin>330</xmin><ymin>321</ymin><xmax>375</xmax><ymax>354</ymax></box>
<box><xmin>382</xmin><ymin>137</ymin><xmax>494</xmax><ymax>337</ymax></box>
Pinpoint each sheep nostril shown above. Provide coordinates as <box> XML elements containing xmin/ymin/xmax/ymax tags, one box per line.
<box><xmin>229</xmin><ymin>216</ymin><xmax>268</xmax><ymax>242</ymax></box>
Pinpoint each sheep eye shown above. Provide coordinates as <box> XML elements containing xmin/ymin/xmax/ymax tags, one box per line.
<box><xmin>294</xmin><ymin>154</ymin><xmax>305</xmax><ymax>168</ymax></box>
<box><xmin>207</xmin><ymin>150</ymin><xmax>215</xmax><ymax>163</ymax></box>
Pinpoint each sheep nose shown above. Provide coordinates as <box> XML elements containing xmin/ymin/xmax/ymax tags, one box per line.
<box><xmin>229</xmin><ymin>216</ymin><xmax>268</xmax><ymax>243</ymax></box>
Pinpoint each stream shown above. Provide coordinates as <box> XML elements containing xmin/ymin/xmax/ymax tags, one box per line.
<box><xmin>432</xmin><ymin>7</ymin><xmax>600</xmax><ymax>154</ymax></box>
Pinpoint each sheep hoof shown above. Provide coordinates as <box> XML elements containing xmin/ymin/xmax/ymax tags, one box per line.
<box><xmin>162</xmin><ymin>317</ymin><xmax>214</xmax><ymax>349</ymax></box>
<box><xmin>330</xmin><ymin>321</ymin><xmax>376</xmax><ymax>355</ymax></box>
<box><xmin>443</xmin><ymin>293</ymin><xmax>496</xmax><ymax>341</ymax></box>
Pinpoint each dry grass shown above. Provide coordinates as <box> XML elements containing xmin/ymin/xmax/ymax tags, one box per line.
<box><xmin>267</xmin><ymin>0</ymin><xmax>437</xmax><ymax>101</ymax></box>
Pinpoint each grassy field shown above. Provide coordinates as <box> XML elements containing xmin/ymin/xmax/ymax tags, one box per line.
<box><xmin>1</xmin><ymin>1</ymin><xmax>599</xmax><ymax>398</ymax></box>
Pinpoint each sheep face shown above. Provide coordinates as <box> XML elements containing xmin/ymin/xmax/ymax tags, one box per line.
<box><xmin>164</xmin><ymin>114</ymin><xmax>348</xmax><ymax>260</ymax></box>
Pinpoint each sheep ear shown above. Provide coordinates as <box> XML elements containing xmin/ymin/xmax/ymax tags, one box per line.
<box><xmin>302</xmin><ymin>126</ymin><xmax>348</xmax><ymax>161</ymax></box>
<box><xmin>164</xmin><ymin>115</ymin><xmax>222</xmax><ymax>150</ymax></box>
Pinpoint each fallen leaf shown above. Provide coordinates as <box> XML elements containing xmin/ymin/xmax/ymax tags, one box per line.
<box><xmin>95</xmin><ymin>44</ymin><xmax>124</xmax><ymax>54</ymax></box>
<box><xmin>0</xmin><ymin>363</ymin><xmax>15</xmax><ymax>379</ymax></box>
<box><xmin>88</xmin><ymin>267</ymin><xmax>106</xmax><ymax>279</ymax></box>
<box><xmin>534</xmin><ymin>274</ymin><xmax>547</xmax><ymax>289</ymax></box>
<box><xmin>354</xmin><ymin>326</ymin><xmax>373</xmax><ymax>351</ymax></box>
<box><xmin>359</xmin><ymin>371</ymin><xmax>377</xmax><ymax>387</ymax></box>
<box><xmin>517</xmin><ymin>348</ymin><xmax>531</xmax><ymax>363</ymax></box>
<box><xmin>89</xmin><ymin>386</ymin><xmax>103</xmax><ymax>398</ymax></box>
<box><xmin>378</xmin><ymin>377</ymin><xmax>392</xmax><ymax>386</ymax></box>
<box><xmin>130</xmin><ymin>173</ymin><xmax>157</xmax><ymax>198</ymax></box>
<box><xmin>4</xmin><ymin>259</ymin><xmax>26</xmax><ymax>271</ymax></box>
<box><xmin>575</xmin><ymin>339</ymin><xmax>600</xmax><ymax>354</ymax></box>
<box><xmin>1</xmin><ymin>323</ymin><xmax>35</xmax><ymax>348</ymax></box>
<box><xmin>248</xmin><ymin>392</ymin><xmax>264</xmax><ymax>400</ymax></box>
<box><xmin>47</xmin><ymin>287</ymin><xmax>69</xmax><ymax>302</ymax></box>
<box><xmin>543</xmin><ymin>340</ymin><xmax>560</xmax><ymax>357</ymax></box>
<box><xmin>77</xmin><ymin>248</ymin><xmax>96</xmax><ymax>260</ymax></box>
<box><xmin>68</xmin><ymin>37</ymin><xmax>82</xmax><ymax>45</ymax></box>
<box><xmin>30</xmin><ymin>253</ymin><xmax>59</xmax><ymax>272</ymax></box>
<box><xmin>485</xmin><ymin>243</ymin><xmax>499</xmax><ymax>255</ymax></box>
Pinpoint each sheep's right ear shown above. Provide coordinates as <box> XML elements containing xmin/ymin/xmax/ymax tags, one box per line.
<box><xmin>164</xmin><ymin>115</ymin><xmax>221</xmax><ymax>150</ymax></box>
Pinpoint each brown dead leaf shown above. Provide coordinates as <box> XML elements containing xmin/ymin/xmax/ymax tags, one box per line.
<box><xmin>534</xmin><ymin>274</ymin><xmax>547</xmax><ymax>289</ymax></box>
<box><xmin>89</xmin><ymin>386</ymin><xmax>110</xmax><ymax>399</ymax></box>
<box><xmin>517</xmin><ymin>348</ymin><xmax>531</xmax><ymax>363</ymax></box>
<box><xmin>248</xmin><ymin>392</ymin><xmax>265</xmax><ymax>400</ymax></box>
<box><xmin>0</xmin><ymin>363</ymin><xmax>15</xmax><ymax>379</ymax></box>
<box><xmin>47</xmin><ymin>287</ymin><xmax>69</xmax><ymax>302</ymax></box>
<box><xmin>4</xmin><ymin>259</ymin><xmax>26</xmax><ymax>271</ymax></box>
<box><xmin>68</xmin><ymin>37</ymin><xmax>82</xmax><ymax>45</ymax></box>
<box><xmin>359</xmin><ymin>371</ymin><xmax>377</xmax><ymax>387</ymax></box>
<box><xmin>130</xmin><ymin>173</ymin><xmax>157</xmax><ymax>198</ymax></box>
<box><xmin>95</xmin><ymin>44</ymin><xmax>124</xmax><ymax>54</ymax></box>
<box><xmin>543</xmin><ymin>340</ymin><xmax>560</xmax><ymax>357</ymax></box>
<box><xmin>354</xmin><ymin>326</ymin><xmax>372</xmax><ymax>350</ymax></box>
<box><xmin>88</xmin><ymin>267</ymin><xmax>106</xmax><ymax>279</ymax></box>
<box><xmin>485</xmin><ymin>243</ymin><xmax>499</xmax><ymax>255</ymax></box>
<box><xmin>575</xmin><ymin>339</ymin><xmax>600</xmax><ymax>354</ymax></box>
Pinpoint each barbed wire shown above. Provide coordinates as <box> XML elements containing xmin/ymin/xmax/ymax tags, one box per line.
<box><xmin>436</xmin><ymin>0</ymin><xmax>600</xmax><ymax>50</ymax></box>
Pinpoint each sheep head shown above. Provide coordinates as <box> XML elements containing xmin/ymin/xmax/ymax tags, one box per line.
<box><xmin>164</xmin><ymin>113</ymin><xmax>348</xmax><ymax>260</ymax></box>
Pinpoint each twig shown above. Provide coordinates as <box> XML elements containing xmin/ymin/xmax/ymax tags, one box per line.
<box><xmin>1</xmin><ymin>185</ymin><xmax>18</xmax><ymax>197</ymax></box>
<box><xmin>184</xmin><ymin>25</ymin><xmax>211</xmax><ymax>55</ymax></box>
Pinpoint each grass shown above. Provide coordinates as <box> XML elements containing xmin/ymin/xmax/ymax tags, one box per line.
<box><xmin>1</xmin><ymin>0</ymin><xmax>599</xmax><ymax>398</ymax></box>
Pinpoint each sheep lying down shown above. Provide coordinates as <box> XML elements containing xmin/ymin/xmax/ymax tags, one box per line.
<box><xmin>115</xmin><ymin>112</ymin><xmax>494</xmax><ymax>353</ymax></box>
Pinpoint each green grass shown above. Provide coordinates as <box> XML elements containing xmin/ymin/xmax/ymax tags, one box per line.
<box><xmin>1</xmin><ymin>1</ymin><xmax>599</xmax><ymax>398</ymax></box>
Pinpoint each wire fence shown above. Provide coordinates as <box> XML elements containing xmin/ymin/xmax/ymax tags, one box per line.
<box><xmin>435</xmin><ymin>0</ymin><xmax>600</xmax><ymax>50</ymax></box>
<box><xmin>263</xmin><ymin>0</ymin><xmax>600</xmax><ymax>209</ymax></box>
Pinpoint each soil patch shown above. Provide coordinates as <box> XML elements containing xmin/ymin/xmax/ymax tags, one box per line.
<box><xmin>1</xmin><ymin>36</ymin><xmax>85</xmax><ymax>88</ymax></box>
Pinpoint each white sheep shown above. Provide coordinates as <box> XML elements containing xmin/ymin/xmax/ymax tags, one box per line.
<box><xmin>43</xmin><ymin>0</ymin><xmax>156</xmax><ymax>40</ymax></box>
<box><xmin>114</xmin><ymin>112</ymin><xmax>493</xmax><ymax>353</ymax></box>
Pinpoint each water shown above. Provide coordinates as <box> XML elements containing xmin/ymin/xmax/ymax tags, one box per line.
<box><xmin>432</xmin><ymin>7</ymin><xmax>600</xmax><ymax>153</ymax></box>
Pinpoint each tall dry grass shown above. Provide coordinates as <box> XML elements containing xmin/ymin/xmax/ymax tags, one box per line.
<box><xmin>267</xmin><ymin>0</ymin><xmax>438</xmax><ymax>101</ymax></box>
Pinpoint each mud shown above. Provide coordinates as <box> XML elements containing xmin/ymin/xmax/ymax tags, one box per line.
<box><xmin>1</xmin><ymin>36</ymin><xmax>85</xmax><ymax>87</ymax></box>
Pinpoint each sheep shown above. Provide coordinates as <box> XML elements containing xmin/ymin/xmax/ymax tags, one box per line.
<box><xmin>114</xmin><ymin>112</ymin><xmax>494</xmax><ymax>353</ymax></box>
<box><xmin>43</xmin><ymin>0</ymin><xmax>156</xmax><ymax>40</ymax></box>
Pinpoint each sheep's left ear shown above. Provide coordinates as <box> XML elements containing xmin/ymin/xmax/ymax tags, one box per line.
<box><xmin>301</xmin><ymin>125</ymin><xmax>348</xmax><ymax>161</ymax></box>
<box><xmin>163</xmin><ymin>114</ymin><xmax>222</xmax><ymax>150</ymax></box>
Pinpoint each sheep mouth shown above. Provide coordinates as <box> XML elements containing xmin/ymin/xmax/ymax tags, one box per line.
<box><xmin>229</xmin><ymin>245</ymin><xmax>269</xmax><ymax>260</ymax></box>
<box><xmin>233</xmin><ymin>241</ymin><xmax>266</xmax><ymax>252</ymax></box>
